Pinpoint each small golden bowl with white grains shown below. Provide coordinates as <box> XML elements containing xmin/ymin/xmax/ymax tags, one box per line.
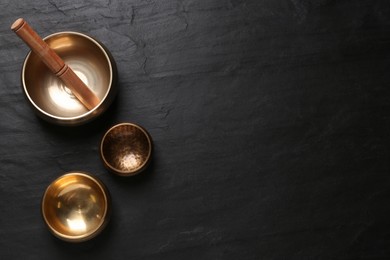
<box><xmin>100</xmin><ymin>123</ymin><xmax>152</xmax><ymax>176</ymax></box>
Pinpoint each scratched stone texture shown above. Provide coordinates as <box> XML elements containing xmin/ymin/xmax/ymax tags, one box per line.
<box><xmin>1</xmin><ymin>0</ymin><xmax>390</xmax><ymax>259</ymax></box>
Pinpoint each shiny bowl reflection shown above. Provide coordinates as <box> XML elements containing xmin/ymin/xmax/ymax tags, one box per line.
<box><xmin>22</xmin><ymin>31</ymin><xmax>117</xmax><ymax>126</ymax></box>
<box><xmin>100</xmin><ymin>123</ymin><xmax>152</xmax><ymax>176</ymax></box>
<box><xmin>41</xmin><ymin>172</ymin><xmax>110</xmax><ymax>242</ymax></box>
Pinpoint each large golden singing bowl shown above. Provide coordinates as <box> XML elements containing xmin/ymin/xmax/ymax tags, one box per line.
<box><xmin>100</xmin><ymin>123</ymin><xmax>152</xmax><ymax>176</ymax></box>
<box><xmin>41</xmin><ymin>172</ymin><xmax>110</xmax><ymax>242</ymax></box>
<box><xmin>22</xmin><ymin>32</ymin><xmax>117</xmax><ymax>126</ymax></box>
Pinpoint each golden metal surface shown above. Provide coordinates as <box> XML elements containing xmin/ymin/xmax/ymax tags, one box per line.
<box><xmin>41</xmin><ymin>172</ymin><xmax>110</xmax><ymax>242</ymax></box>
<box><xmin>22</xmin><ymin>32</ymin><xmax>117</xmax><ymax>126</ymax></box>
<box><xmin>100</xmin><ymin>123</ymin><xmax>152</xmax><ymax>176</ymax></box>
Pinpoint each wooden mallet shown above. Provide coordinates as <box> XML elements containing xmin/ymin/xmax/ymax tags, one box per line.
<box><xmin>11</xmin><ymin>18</ymin><xmax>100</xmax><ymax>110</ymax></box>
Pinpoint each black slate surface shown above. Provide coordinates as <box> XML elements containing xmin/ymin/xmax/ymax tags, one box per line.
<box><xmin>1</xmin><ymin>0</ymin><xmax>390</xmax><ymax>259</ymax></box>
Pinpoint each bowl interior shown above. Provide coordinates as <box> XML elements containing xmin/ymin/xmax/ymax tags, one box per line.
<box><xmin>101</xmin><ymin>124</ymin><xmax>151</xmax><ymax>175</ymax></box>
<box><xmin>42</xmin><ymin>173</ymin><xmax>108</xmax><ymax>240</ymax></box>
<box><xmin>23</xmin><ymin>32</ymin><xmax>111</xmax><ymax>118</ymax></box>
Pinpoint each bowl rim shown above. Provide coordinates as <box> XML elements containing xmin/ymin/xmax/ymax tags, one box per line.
<box><xmin>100</xmin><ymin>122</ymin><xmax>153</xmax><ymax>176</ymax></box>
<box><xmin>41</xmin><ymin>171</ymin><xmax>110</xmax><ymax>242</ymax></box>
<box><xmin>21</xmin><ymin>31</ymin><xmax>114</xmax><ymax>123</ymax></box>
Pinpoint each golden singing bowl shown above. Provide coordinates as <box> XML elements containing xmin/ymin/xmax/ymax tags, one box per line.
<box><xmin>22</xmin><ymin>32</ymin><xmax>117</xmax><ymax>126</ymax></box>
<box><xmin>100</xmin><ymin>123</ymin><xmax>152</xmax><ymax>176</ymax></box>
<box><xmin>41</xmin><ymin>172</ymin><xmax>110</xmax><ymax>242</ymax></box>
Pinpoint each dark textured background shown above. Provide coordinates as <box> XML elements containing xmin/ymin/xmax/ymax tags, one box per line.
<box><xmin>1</xmin><ymin>0</ymin><xmax>390</xmax><ymax>259</ymax></box>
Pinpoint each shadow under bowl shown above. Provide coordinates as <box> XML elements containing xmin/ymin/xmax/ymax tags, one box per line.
<box><xmin>41</xmin><ymin>172</ymin><xmax>110</xmax><ymax>242</ymax></box>
<box><xmin>100</xmin><ymin>123</ymin><xmax>152</xmax><ymax>176</ymax></box>
<box><xmin>22</xmin><ymin>31</ymin><xmax>117</xmax><ymax>126</ymax></box>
